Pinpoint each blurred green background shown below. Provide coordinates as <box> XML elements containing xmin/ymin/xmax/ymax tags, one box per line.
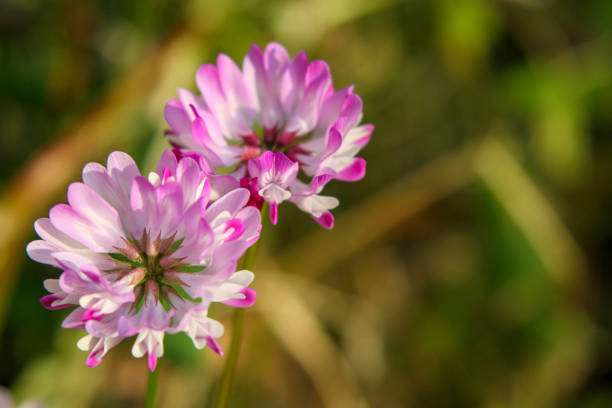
<box><xmin>1</xmin><ymin>0</ymin><xmax>612</xmax><ymax>407</ymax></box>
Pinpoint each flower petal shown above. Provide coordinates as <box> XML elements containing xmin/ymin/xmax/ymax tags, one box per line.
<box><xmin>335</xmin><ymin>158</ymin><xmax>367</xmax><ymax>182</ymax></box>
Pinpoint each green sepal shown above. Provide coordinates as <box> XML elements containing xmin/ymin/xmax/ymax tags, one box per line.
<box><xmin>172</xmin><ymin>264</ymin><xmax>206</xmax><ymax>273</ymax></box>
<box><xmin>108</xmin><ymin>253</ymin><xmax>143</xmax><ymax>267</ymax></box>
<box><xmin>214</xmin><ymin>163</ymin><xmax>242</xmax><ymax>175</ymax></box>
<box><xmin>109</xmin><ymin>252</ymin><xmax>132</xmax><ymax>262</ymax></box>
<box><xmin>252</xmin><ymin>121</ymin><xmax>264</xmax><ymax>140</ymax></box>
<box><xmin>160</xmin><ymin>297</ymin><xmax>172</xmax><ymax>312</ymax></box>
<box><xmin>167</xmin><ymin>238</ymin><xmax>185</xmax><ymax>255</ymax></box>
<box><xmin>134</xmin><ymin>287</ymin><xmax>146</xmax><ymax>313</ymax></box>
<box><xmin>161</xmin><ymin>280</ymin><xmax>202</xmax><ymax>303</ymax></box>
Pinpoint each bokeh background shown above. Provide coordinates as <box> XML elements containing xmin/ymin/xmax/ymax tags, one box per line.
<box><xmin>1</xmin><ymin>0</ymin><xmax>612</xmax><ymax>407</ymax></box>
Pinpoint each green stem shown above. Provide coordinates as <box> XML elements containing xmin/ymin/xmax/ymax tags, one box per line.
<box><xmin>213</xmin><ymin>307</ymin><xmax>245</xmax><ymax>408</ymax></box>
<box><xmin>213</xmin><ymin>203</ymin><xmax>267</xmax><ymax>408</ymax></box>
<box><xmin>145</xmin><ymin>366</ymin><xmax>159</xmax><ymax>408</ymax></box>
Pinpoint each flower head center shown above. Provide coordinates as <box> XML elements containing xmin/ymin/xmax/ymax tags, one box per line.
<box><xmin>106</xmin><ymin>230</ymin><xmax>204</xmax><ymax>310</ymax></box>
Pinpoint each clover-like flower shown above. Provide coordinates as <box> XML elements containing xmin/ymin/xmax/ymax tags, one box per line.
<box><xmin>27</xmin><ymin>150</ymin><xmax>260</xmax><ymax>370</ymax></box>
<box><xmin>164</xmin><ymin>42</ymin><xmax>372</xmax><ymax>228</ymax></box>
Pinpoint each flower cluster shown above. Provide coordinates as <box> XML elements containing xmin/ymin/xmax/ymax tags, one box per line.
<box><xmin>28</xmin><ymin>42</ymin><xmax>371</xmax><ymax>370</ymax></box>
<box><xmin>27</xmin><ymin>151</ymin><xmax>260</xmax><ymax>370</ymax></box>
<box><xmin>164</xmin><ymin>42</ymin><xmax>372</xmax><ymax>228</ymax></box>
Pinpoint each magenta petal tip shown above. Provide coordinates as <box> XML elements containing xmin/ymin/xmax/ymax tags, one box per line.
<box><xmin>224</xmin><ymin>218</ymin><xmax>245</xmax><ymax>242</ymax></box>
<box><xmin>40</xmin><ymin>295</ymin><xmax>71</xmax><ymax>310</ymax></box>
<box><xmin>269</xmin><ymin>202</ymin><xmax>278</xmax><ymax>225</ymax></box>
<box><xmin>335</xmin><ymin>158</ymin><xmax>366</xmax><ymax>182</ymax></box>
<box><xmin>83</xmin><ymin>308</ymin><xmax>104</xmax><ymax>322</ymax></box>
<box><xmin>206</xmin><ymin>336</ymin><xmax>223</xmax><ymax>356</ymax></box>
<box><xmin>86</xmin><ymin>351</ymin><xmax>102</xmax><ymax>368</ymax></box>
<box><xmin>148</xmin><ymin>353</ymin><xmax>158</xmax><ymax>372</ymax></box>
<box><xmin>222</xmin><ymin>288</ymin><xmax>257</xmax><ymax>308</ymax></box>
<box><xmin>314</xmin><ymin>212</ymin><xmax>334</xmax><ymax>230</ymax></box>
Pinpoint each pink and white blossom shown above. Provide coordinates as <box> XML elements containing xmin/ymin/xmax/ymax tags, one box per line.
<box><xmin>27</xmin><ymin>150</ymin><xmax>261</xmax><ymax>370</ymax></box>
<box><xmin>247</xmin><ymin>151</ymin><xmax>298</xmax><ymax>224</ymax></box>
<box><xmin>164</xmin><ymin>42</ymin><xmax>372</xmax><ymax>228</ymax></box>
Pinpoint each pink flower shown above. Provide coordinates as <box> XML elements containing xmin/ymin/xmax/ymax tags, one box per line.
<box><xmin>164</xmin><ymin>42</ymin><xmax>372</xmax><ymax>228</ymax></box>
<box><xmin>247</xmin><ymin>151</ymin><xmax>298</xmax><ymax>224</ymax></box>
<box><xmin>27</xmin><ymin>151</ymin><xmax>261</xmax><ymax>370</ymax></box>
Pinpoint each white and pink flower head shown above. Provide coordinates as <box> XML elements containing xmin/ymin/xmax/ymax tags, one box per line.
<box><xmin>27</xmin><ymin>150</ymin><xmax>261</xmax><ymax>370</ymax></box>
<box><xmin>164</xmin><ymin>42</ymin><xmax>373</xmax><ymax>228</ymax></box>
